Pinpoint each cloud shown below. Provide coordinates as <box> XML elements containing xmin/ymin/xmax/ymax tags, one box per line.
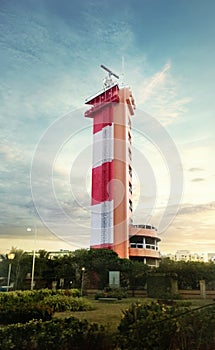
<box><xmin>139</xmin><ymin>62</ymin><xmax>171</xmax><ymax>104</ymax></box>
<box><xmin>159</xmin><ymin>201</ymin><xmax>215</xmax><ymax>253</ymax></box>
<box><xmin>177</xmin><ymin>201</ymin><xmax>215</xmax><ymax>216</ymax></box>
<box><xmin>0</xmin><ymin>144</ymin><xmax>18</xmax><ymax>161</ymax></box>
<box><xmin>133</xmin><ymin>61</ymin><xmax>191</xmax><ymax>125</ymax></box>
<box><xmin>189</xmin><ymin>167</ymin><xmax>204</xmax><ymax>172</ymax></box>
<box><xmin>191</xmin><ymin>178</ymin><xmax>205</xmax><ymax>182</ymax></box>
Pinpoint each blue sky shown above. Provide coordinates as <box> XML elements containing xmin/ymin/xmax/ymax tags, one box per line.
<box><xmin>0</xmin><ymin>0</ymin><xmax>215</xmax><ymax>254</ymax></box>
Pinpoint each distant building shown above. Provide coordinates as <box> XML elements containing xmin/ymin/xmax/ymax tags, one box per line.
<box><xmin>0</xmin><ymin>254</ymin><xmax>6</xmax><ymax>262</ymax></box>
<box><xmin>25</xmin><ymin>249</ymin><xmax>72</xmax><ymax>259</ymax></box>
<box><xmin>48</xmin><ymin>250</ymin><xmax>72</xmax><ymax>259</ymax></box>
<box><xmin>164</xmin><ymin>250</ymin><xmax>210</xmax><ymax>262</ymax></box>
<box><xmin>208</xmin><ymin>253</ymin><xmax>215</xmax><ymax>262</ymax></box>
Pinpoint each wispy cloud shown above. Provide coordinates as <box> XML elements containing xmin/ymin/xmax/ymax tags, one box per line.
<box><xmin>178</xmin><ymin>201</ymin><xmax>215</xmax><ymax>216</ymax></box>
<box><xmin>159</xmin><ymin>201</ymin><xmax>215</xmax><ymax>253</ymax></box>
<box><xmin>135</xmin><ymin>61</ymin><xmax>191</xmax><ymax>125</ymax></box>
<box><xmin>140</xmin><ymin>61</ymin><xmax>171</xmax><ymax>104</ymax></box>
<box><xmin>189</xmin><ymin>167</ymin><xmax>204</xmax><ymax>172</ymax></box>
<box><xmin>191</xmin><ymin>178</ymin><xmax>205</xmax><ymax>182</ymax></box>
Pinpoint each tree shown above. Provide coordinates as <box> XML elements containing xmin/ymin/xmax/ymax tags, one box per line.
<box><xmin>120</xmin><ymin>259</ymin><xmax>150</xmax><ymax>292</ymax></box>
<box><xmin>158</xmin><ymin>258</ymin><xmax>215</xmax><ymax>289</ymax></box>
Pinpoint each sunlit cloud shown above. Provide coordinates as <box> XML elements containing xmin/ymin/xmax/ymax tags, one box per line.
<box><xmin>189</xmin><ymin>167</ymin><xmax>204</xmax><ymax>172</ymax></box>
<box><xmin>140</xmin><ymin>61</ymin><xmax>171</xmax><ymax>104</ymax></box>
<box><xmin>134</xmin><ymin>61</ymin><xmax>191</xmax><ymax>125</ymax></box>
<box><xmin>191</xmin><ymin>178</ymin><xmax>205</xmax><ymax>182</ymax></box>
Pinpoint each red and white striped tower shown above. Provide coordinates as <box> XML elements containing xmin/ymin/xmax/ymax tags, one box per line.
<box><xmin>85</xmin><ymin>66</ymin><xmax>161</xmax><ymax>265</ymax></box>
<box><xmin>85</xmin><ymin>66</ymin><xmax>135</xmax><ymax>259</ymax></box>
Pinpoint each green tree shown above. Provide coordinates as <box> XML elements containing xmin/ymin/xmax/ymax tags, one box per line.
<box><xmin>53</xmin><ymin>255</ymin><xmax>76</xmax><ymax>289</ymax></box>
<box><xmin>158</xmin><ymin>258</ymin><xmax>215</xmax><ymax>290</ymax></box>
<box><xmin>119</xmin><ymin>259</ymin><xmax>149</xmax><ymax>292</ymax></box>
<box><xmin>70</xmin><ymin>248</ymin><xmax>120</xmax><ymax>289</ymax></box>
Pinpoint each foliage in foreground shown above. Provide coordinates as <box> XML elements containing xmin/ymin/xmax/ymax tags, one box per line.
<box><xmin>0</xmin><ymin>289</ymin><xmax>92</xmax><ymax>324</ymax></box>
<box><xmin>0</xmin><ymin>317</ymin><xmax>112</xmax><ymax>350</ymax></box>
<box><xmin>0</xmin><ymin>303</ymin><xmax>53</xmax><ymax>325</ymax></box>
<box><xmin>0</xmin><ymin>299</ymin><xmax>214</xmax><ymax>349</ymax></box>
<box><xmin>117</xmin><ymin>301</ymin><xmax>215</xmax><ymax>350</ymax></box>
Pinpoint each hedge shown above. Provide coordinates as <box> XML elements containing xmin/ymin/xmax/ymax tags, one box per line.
<box><xmin>42</xmin><ymin>295</ymin><xmax>93</xmax><ymax>312</ymax></box>
<box><xmin>0</xmin><ymin>317</ymin><xmax>113</xmax><ymax>350</ymax></box>
<box><xmin>0</xmin><ymin>288</ymin><xmax>81</xmax><ymax>306</ymax></box>
<box><xmin>0</xmin><ymin>304</ymin><xmax>53</xmax><ymax>325</ymax></box>
<box><xmin>0</xmin><ymin>289</ymin><xmax>92</xmax><ymax>325</ymax></box>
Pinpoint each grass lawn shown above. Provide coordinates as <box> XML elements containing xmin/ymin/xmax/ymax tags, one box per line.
<box><xmin>54</xmin><ymin>297</ymin><xmax>213</xmax><ymax>331</ymax></box>
<box><xmin>54</xmin><ymin>297</ymin><xmax>143</xmax><ymax>330</ymax></box>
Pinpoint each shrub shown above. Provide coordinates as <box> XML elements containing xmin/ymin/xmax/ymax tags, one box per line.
<box><xmin>117</xmin><ymin>301</ymin><xmax>177</xmax><ymax>350</ymax></box>
<box><xmin>0</xmin><ymin>288</ymin><xmax>82</xmax><ymax>308</ymax></box>
<box><xmin>0</xmin><ymin>289</ymin><xmax>92</xmax><ymax>324</ymax></box>
<box><xmin>0</xmin><ymin>289</ymin><xmax>52</xmax><ymax>307</ymax></box>
<box><xmin>117</xmin><ymin>301</ymin><xmax>215</xmax><ymax>350</ymax></box>
<box><xmin>0</xmin><ymin>304</ymin><xmax>53</xmax><ymax>325</ymax></box>
<box><xmin>171</xmin><ymin>305</ymin><xmax>215</xmax><ymax>350</ymax></box>
<box><xmin>0</xmin><ymin>317</ymin><xmax>113</xmax><ymax>350</ymax></box>
<box><xmin>95</xmin><ymin>288</ymin><xmax>127</xmax><ymax>300</ymax></box>
<box><xmin>63</xmin><ymin>288</ymin><xmax>81</xmax><ymax>297</ymax></box>
<box><xmin>42</xmin><ymin>295</ymin><xmax>93</xmax><ymax>312</ymax></box>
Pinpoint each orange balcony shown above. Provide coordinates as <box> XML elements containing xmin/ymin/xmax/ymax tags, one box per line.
<box><xmin>129</xmin><ymin>247</ymin><xmax>161</xmax><ymax>259</ymax></box>
<box><xmin>129</xmin><ymin>225</ymin><xmax>160</xmax><ymax>240</ymax></box>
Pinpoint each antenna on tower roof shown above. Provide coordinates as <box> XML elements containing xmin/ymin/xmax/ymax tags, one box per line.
<box><xmin>100</xmin><ymin>64</ymin><xmax>119</xmax><ymax>89</ymax></box>
<box><xmin>121</xmin><ymin>56</ymin><xmax>125</xmax><ymax>86</ymax></box>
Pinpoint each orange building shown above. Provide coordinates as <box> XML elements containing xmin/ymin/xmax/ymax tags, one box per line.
<box><xmin>85</xmin><ymin>70</ymin><xmax>160</xmax><ymax>266</ymax></box>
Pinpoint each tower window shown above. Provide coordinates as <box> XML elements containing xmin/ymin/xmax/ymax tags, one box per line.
<box><xmin>128</xmin><ymin>165</ymin><xmax>132</xmax><ymax>177</ymax></box>
<box><xmin>129</xmin><ymin>181</ymin><xmax>132</xmax><ymax>195</ymax></box>
<box><xmin>128</xmin><ymin>147</ymin><xmax>132</xmax><ymax>160</ymax></box>
<box><xmin>129</xmin><ymin>199</ymin><xmax>133</xmax><ymax>212</ymax></box>
<box><xmin>128</xmin><ymin>117</ymin><xmax>131</xmax><ymax>128</ymax></box>
<box><xmin>128</xmin><ymin>131</ymin><xmax>131</xmax><ymax>143</ymax></box>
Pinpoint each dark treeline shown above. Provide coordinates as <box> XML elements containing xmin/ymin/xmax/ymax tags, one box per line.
<box><xmin>0</xmin><ymin>248</ymin><xmax>215</xmax><ymax>290</ymax></box>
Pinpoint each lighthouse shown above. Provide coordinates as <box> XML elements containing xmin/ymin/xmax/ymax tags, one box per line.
<box><xmin>85</xmin><ymin>65</ymin><xmax>160</xmax><ymax>265</ymax></box>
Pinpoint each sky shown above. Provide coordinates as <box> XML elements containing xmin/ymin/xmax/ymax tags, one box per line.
<box><xmin>0</xmin><ymin>0</ymin><xmax>214</xmax><ymax>255</ymax></box>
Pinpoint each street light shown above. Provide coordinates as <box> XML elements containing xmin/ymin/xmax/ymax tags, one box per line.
<box><xmin>7</xmin><ymin>253</ymin><xmax>15</xmax><ymax>292</ymax></box>
<box><xmin>27</xmin><ymin>226</ymin><xmax>37</xmax><ymax>290</ymax></box>
<box><xmin>81</xmin><ymin>267</ymin><xmax>85</xmax><ymax>296</ymax></box>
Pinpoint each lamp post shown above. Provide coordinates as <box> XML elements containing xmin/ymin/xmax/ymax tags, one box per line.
<box><xmin>7</xmin><ymin>253</ymin><xmax>15</xmax><ymax>292</ymax></box>
<box><xmin>27</xmin><ymin>226</ymin><xmax>37</xmax><ymax>290</ymax></box>
<box><xmin>81</xmin><ymin>267</ymin><xmax>85</xmax><ymax>296</ymax></box>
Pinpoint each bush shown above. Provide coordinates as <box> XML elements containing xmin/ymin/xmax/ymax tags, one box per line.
<box><xmin>0</xmin><ymin>304</ymin><xmax>53</xmax><ymax>325</ymax></box>
<box><xmin>0</xmin><ymin>289</ymin><xmax>90</xmax><ymax>324</ymax></box>
<box><xmin>117</xmin><ymin>301</ymin><xmax>177</xmax><ymax>349</ymax></box>
<box><xmin>62</xmin><ymin>288</ymin><xmax>81</xmax><ymax>297</ymax></box>
<box><xmin>0</xmin><ymin>317</ymin><xmax>113</xmax><ymax>350</ymax></box>
<box><xmin>172</xmin><ymin>305</ymin><xmax>215</xmax><ymax>350</ymax></box>
<box><xmin>42</xmin><ymin>295</ymin><xmax>93</xmax><ymax>312</ymax></box>
<box><xmin>0</xmin><ymin>289</ymin><xmax>81</xmax><ymax>306</ymax></box>
<box><xmin>117</xmin><ymin>301</ymin><xmax>215</xmax><ymax>350</ymax></box>
<box><xmin>95</xmin><ymin>288</ymin><xmax>127</xmax><ymax>300</ymax></box>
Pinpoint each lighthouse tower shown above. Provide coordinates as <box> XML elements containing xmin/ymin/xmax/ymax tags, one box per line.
<box><xmin>85</xmin><ymin>65</ymin><xmax>160</xmax><ymax>264</ymax></box>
